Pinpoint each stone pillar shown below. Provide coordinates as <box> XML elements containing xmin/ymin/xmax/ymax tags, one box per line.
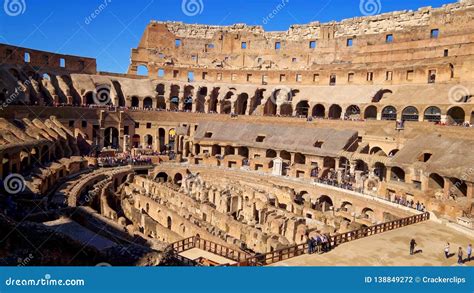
<box><xmin>272</xmin><ymin>158</ymin><xmax>283</xmax><ymax>176</ymax></box>
<box><xmin>337</xmin><ymin>168</ymin><xmax>344</xmax><ymax>184</ymax></box>
<box><xmin>440</xmin><ymin>114</ymin><xmax>448</xmax><ymax>124</ymax></box>
<box><xmin>443</xmin><ymin>179</ymin><xmax>452</xmax><ymax>199</ymax></box>
<box><xmin>204</xmin><ymin>97</ymin><xmax>210</xmax><ymax>113</ymax></box>
<box><xmin>192</xmin><ymin>99</ymin><xmax>197</xmax><ymax>112</ymax></box>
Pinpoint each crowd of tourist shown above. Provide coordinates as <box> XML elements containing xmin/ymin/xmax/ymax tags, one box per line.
<box><xmin>306</xmin><ymin>234</ymin><xmax>332</xmax><ymax>254</ymax></box>
<box><xmin>97</xmin><ymin>154</ymin><xmax>153</xmax><ymax>167</ymax></box>
<box><xmin>392</xmin><ymin>196</ymin><xmax>426</xmax><ymax>212</ymax></box>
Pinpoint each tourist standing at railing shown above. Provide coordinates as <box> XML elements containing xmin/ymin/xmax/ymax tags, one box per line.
<box><xmin>321</xmin><ymin>235</ymin><xmax>329</xmax><ymax>252</ymax></box>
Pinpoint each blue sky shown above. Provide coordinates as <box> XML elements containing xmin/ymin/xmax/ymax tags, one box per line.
<box><xmin>0</xmin><ymin>0</ymin><xmax>456</xmax><ymax>73</ymax></box>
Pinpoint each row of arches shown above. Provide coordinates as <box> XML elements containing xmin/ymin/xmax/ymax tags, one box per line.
<box><xmin>292</xmin><ymin>103</ymin><xmax>465</xmax><ymax>123</ymax></box>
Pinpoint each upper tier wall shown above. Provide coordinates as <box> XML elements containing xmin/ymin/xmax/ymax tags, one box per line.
<box><xmin>128</xmin><ymin>0</ymin><xmax>474</xmax><ymax>85</ymax></box>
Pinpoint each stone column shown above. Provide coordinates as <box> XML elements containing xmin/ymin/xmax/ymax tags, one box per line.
<box><xmin>443</xmin><ymin>179</ymin><xmax>452</xmax><ymax>199</ymax></box>
<box><xmin>204</xmin><ymin>97</ymin><xmax>210</xmax><ymax>113</ymax></box>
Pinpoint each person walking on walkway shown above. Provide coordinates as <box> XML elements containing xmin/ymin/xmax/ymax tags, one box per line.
<box><xmin>410</xmin><ymin>239</ymin><xmax>417</xmax><ymax>255</ymax></box>
<box><xmin>458</xmin><ymin>247</ymin><xmax>463</xmax><ymax>265</ymax></box>
<box><xmin>467</xmin><ymin>244</ymin><xmax>472</xmax><ymax>262</ymax></box>
<box><xmin>445</xmin><ymin>242</ymin><xmax>450</xmax><ymax>258</ymax></box>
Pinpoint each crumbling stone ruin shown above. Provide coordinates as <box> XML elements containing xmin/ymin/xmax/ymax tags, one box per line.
<box><xmin>0</xmin><ymin>0</ymin><xmax>473</xmax><ymax>266</ymax></box>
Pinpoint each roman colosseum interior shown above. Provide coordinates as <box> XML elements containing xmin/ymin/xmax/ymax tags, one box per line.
<box><xmin>0</xmin><ymin>0</ymin><xmax>473</xmax><ymax>266</ymax></box>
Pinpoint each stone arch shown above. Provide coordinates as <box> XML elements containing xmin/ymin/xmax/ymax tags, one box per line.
<box><xmin>183</xmin><ymin>85</ymin><xmax>194</xmax><ymax>112</ymax></box>
<box><xmin>312</xmin><ymin>104</ymin><xmax>325</xmax><ymax>118</ymax></box>
<box><xmin>328</xmin><ymin>104</ymin><xmax>342</xmax><ymax>119</ymax></box>
<box><xmin>249</xmin><ymin>89</ymin><xmax>264</xmax><ymax>115</ymax></box>
<box><xmin>361</xmin><ymin>207</ymin><xmax>375</xmax><ymax>221</ymax></box>
<box><xmin>170</xmin><ymin>85</ymin><xmax>180</xmax><ymax>111</ymax></box>
<box><xmin>208</xmin><ymin>88</ymin><xmax>219</xmax><ymax>113</ymax></box>
<box><xmin>84</xmin><ymin>91</ymin><xmax>94</xmax><ymax>105</ymax></box>
<box><xmin>447</xmin><ymin>177</ymin><xmax>467</xmax><ymax>198</ymax></box>
<box><xmin>313</xmin><ymin>195</ymin><xmax>334</xmax><ymax>212</ymax></box>
<box><xmin>220</xmin><ymin>92</ymin><xmax>233</xmax><ymax>114</ymax></box>
<box><xmin>280</xmin><ymin>150</ymin><xmax>291</xmax><ymax>161</ymax></box>
<box><xmin>390</xmin><ymin>167</ymin><xmax>405</xmax><ymax>182</ymax></box>
<box><xmin>423</xmin><ymin>106</ymin><xmax>441</xmax><ymax>122</ymax></box>
<box><xmin>381</xmin><ymin>106</ymin><xmax>397</xmax><ymax>120</ymax></box>
<box><xmin>374</xmin><ymin>162</ymin><xmax>387</xmax><ymax>181</ymax></box>
<box><xmin>279</xmin><ymin>103</ymin><xmax>293</xmax><ymax>116</ymax></box>
<box><xmin>345</xmin><ymin>105</ymin><xmax>361</xmax><ymax>119</ymax></box>
<box><xmin>155</xmin><ymin>172</ymin><xmax>169</xmax><ymax>183</ymax></box>
<box><xmin>131</xmin><ymin>96</ymin><xmax>139</xmax><ymax>108</ymax></box>
<box><xmin>340</xmin><ymin>201</ymin><xmax>353</xmax><ymax>213</ymax></box>
<box><xmin>156</xmin><ymin>84</ymin><xmax>165</xmax><ymax>95</ymax></box>
<box><xmin>266</xmin><ymin>149</ymin><xmax>277</xmax><ymax>158</ymax></box>
<box><xmin>364</xmin><ymin>105</ymin><xmax>377</xmax><ymax>120</ymax></box>
<box><xmin>388</xmin><ymin>149</ymin><xmax>399</xmax><ymax>157</ymax></box>
<box><xmin>428</xmin><ymin>173</ymin><xmax>444</xmax><ymax>190</ymax></box>
<box><xmin>137</xmin><ymin>64</ymin><xmax>148</xmax><ymax>76</ymax></box>
<box><xmin>195</xmin><ymin>87</ymin><xmax>207</xmax><ymax>113</ymax></box>
<box><xmin>447</xmin><ymin>106</ymin><xmax>465</xmax><ymax>125</ymax></box>
<box><xmin>295</xmin><ymin>100</ymin><xmax>310</xmax><ymax>117</ymax></box>
<box><xmin>234</xmin><ymin>93</ymin><xmax>249</xmax><ymax>115</ymax></box>
<box><xmin>173</xmin><ymin>173</ymin><xmax>183</xmax><ymax>186</ymax></box>
<box><xmin>402</xmin><ymin>106</ymin><xmax>419</xmax><ymax>121</ymax></box>
<box><xmin>144</xmin><ymin>134</ymin><xmax>153</xmax><ymax>148</ymax></box>
<box><xmin>263</xmin><ymin>98</ymin><xmax>277</xmax><ymax>116</ymax></box>
<box><xmin>370</xmin><ymin>146</ymin><xmax>386</xmax><ymax>156</ymax></box>
<box><xmin>143</xmin><ymin>97</ymin><xmax>153</xmax><ymax>109</ymax></box>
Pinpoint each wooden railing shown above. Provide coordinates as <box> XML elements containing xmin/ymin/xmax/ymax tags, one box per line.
<box><xmin>194</xmin><ymin>238</ymin><xmax>248</xmax><ymax>262</ymax></box>
<box><xmin>330</xmin><ymin>212</ymin><xmax>430</xmax><ymax>246</ymax></box>
<box><xmin>170</xmin><ymin>236</ymin><xmax>196</xmax><ymax>253</ymax></box>
<box><xmin>169</xmin><ymin>236</ymin><xmax>250</xmax><ymax>265</ymax></box>
<box><xmin>234</xmin><ymin>212</ymin><xmax>430</xmax><ymax>266</ymax></box>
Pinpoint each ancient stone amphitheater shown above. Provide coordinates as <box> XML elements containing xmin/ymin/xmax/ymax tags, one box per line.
<box><xmin>0</xmin><ymin>0</ymin><xmax>473</xmax><ymax>266</ymax></box>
